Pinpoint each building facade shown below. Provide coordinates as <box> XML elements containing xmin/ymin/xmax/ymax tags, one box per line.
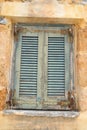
<box><xmin>0</xmin><ymin>0</ymin><xmax>87</xmax><ymax>130</ymax></box>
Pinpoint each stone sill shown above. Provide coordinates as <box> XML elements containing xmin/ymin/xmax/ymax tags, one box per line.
<box><xmin>0</xmin><ymin>110</ymin><xmax>79</xmax><ymax>118</ymax></box>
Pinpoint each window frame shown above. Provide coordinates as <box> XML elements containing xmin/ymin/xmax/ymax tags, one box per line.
<box><xmin>12</xmin><ymin>24</ymin><xmax>76</xmax><ymax>110</ymax></box>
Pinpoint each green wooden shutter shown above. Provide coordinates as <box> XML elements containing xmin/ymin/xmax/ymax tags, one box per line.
<box><xmin>14</xmin><ymin>25</ymin><xmax>71</xmax><ymax>110</ymax></box>
<box><xmin>14</xmin><ymin>30</ymin><xmax>44</xmax><ymax>109</ymax></box>
<box><xmin>20</xmin><ymin>36</ymin><xmax>38</xmax><ymax>96</ymax></box>
<box><xmin>48</xmin><ymin>36</ymin><xmax>65</xmax><ymax>96</ymax></box>
<box><xmin>43</xmin><ymin>31</ymin><xmax>70</xmax><ymax>110</ymax></box>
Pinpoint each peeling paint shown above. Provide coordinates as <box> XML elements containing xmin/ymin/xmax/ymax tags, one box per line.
<box><xmin>0</xmin><ymin>17</ymin><xmax>7</xmax><ymax>24</ymax></box>
<box><xmin>2</xmin><ymin>110</ymin><xmax>79</xmax><ymax>118</ymax></box>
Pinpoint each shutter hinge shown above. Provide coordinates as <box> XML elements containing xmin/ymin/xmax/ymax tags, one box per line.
<box><xmin>68</xmin><ymin>28</ymin><xmax>73</xmax><ymax>43</ymax></box>
<box><xmin>6</xmin><ymin>89</ymin><xmax>16</xmax><ymax>109</ymax></box>
<box><xmin>57</xmin><ymin>91</ymin><xmax>76</xmax><ymax>110</ymax></box>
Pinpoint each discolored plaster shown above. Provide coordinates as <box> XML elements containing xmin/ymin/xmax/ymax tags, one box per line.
<box><xmin>0</xmin><ymin>88</ymin><xmax>7</xmax><ymax>110</ymax></box>
<box><xmin>77</xmin><ymin>28</ymin><xmax>87</xmax><ymax>52</ymax></box>
<box><xmin>0</xmin><ymin>21</ymin><xmax>12</xmax><ymax>110</ymax></box>
<box><xmin>77</xmin><ymin>53</ymin><xmax>87</xmax><ymax>87</ymax></box>
<box><xmin>78</xmin><ymin>87</ymin><xmax>87</xmax><ymax>111</ymax></box>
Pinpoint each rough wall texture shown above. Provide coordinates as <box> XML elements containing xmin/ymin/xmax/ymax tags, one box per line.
<box><xmin>77</xmin><ymin>27</ymin><xmax>87</xmax><ymax>111</ymax></box>
<box><xmin>0</xmin><ymin>0</ymin><xmax>76</xmax><ymax>3</ymax></box>
<box><xmin>0</xmin><ymin>1</ymin><xmax>85</xmax><ymax>19</ymax></box>
<box><xmin>0</xmin><ymin>88</ymin><xmax>7</xmax><ymax>110</ymax></box>
<box><xmin>0</xmin><ymin>112</ymin><xmax>87</xmax><ymax>130</ymax></box>
<box><xmin>0</xmin><ymin>0</ymin><xmax>87</xmax><ymax>130</ymax></box>
<box><xmin>0</xmin><ymin>22</ymin><xmax>12</xmax><ymax>110</ymax></box>
<box><xmin>0</xmin><ymin>114</ymin><xmax>79</xmax><ymax>130</ymax></box>
<box><xmin>0</xmin><ymin>0</ymin><xmax>85</xmax><ymax>4</ymax></box>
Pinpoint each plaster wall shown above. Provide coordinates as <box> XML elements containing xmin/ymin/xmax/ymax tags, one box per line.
<box><xmin>0</xmin><ymin>21</ymin><xmax>12</xmax><ymax>110</ymax></box>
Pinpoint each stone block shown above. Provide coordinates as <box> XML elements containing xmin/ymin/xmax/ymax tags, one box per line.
<box><xmin>77</xmin><ymin>29</ymin><xmax>87</xmax><ymax>52</ymax></box>
<box><xmin>0</xmin><ymin>88</ymin><xmax>7</xmax><ymax>110</ymax></box>
<box><xmin>77</xmin><ymin>53</ymin><xmax>87</xmax><ymax>71</ymax></box>
<box><xmin>0</xmin><ymin>23</ymin><xmax>12</xmax><ymax>110</ymax></box>
<box><xmin>77</xmin><ymin>53</ymin><xmax>87</xmax><ymax>87</ymax></box>
<box><xmin>78</xmin><ymin>71</ymin><xmax>87</xmax><ymax>87</ymax></box>
<box><xmin>0</xmin><ymin>24</ymin><xmax>12</xmax><ymax>90</ymax></box>
<box><xmin>79</xmin><ymin>87</ymin><xmax>87</xmax><ymax>111</ymax></box>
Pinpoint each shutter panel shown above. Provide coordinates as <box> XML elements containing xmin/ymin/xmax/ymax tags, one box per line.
<box><xmin>19</xmin><ymin>36</ymin><xmax>38</xmax><ymax>97</ymax></box>
<box><xmin>14</xmin><ymin>32</ymin><xmax>41</xmax><ymax>109</ymax></box>
<box><xmin>48</xmin><ymin>37</ymin><xmax>65</xmax><ymax>96</ymax></box>
<box><xmin>14</xmin><ymin>29</ymin><xmax>44</xmax><ymax>109</ymax></box>
<box><xmin>14</xmin><ymin>25</ymin><xmax>71</xmax><ymax>110</ymax></box>
<box><xmin>43</xmin><ymin>31</ymin><xmax>70</xmax><ymax>110</ymax></box>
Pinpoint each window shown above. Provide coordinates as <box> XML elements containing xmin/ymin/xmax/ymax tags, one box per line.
<box><xmin>13</xmin><ymin>25</ymin><xmax>75</xmax><ymax>110</ymax></box>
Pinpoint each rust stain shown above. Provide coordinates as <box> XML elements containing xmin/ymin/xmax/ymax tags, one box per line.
<box><xmin>6</xmin><ymin>89</ymin><xmax>16</xmax><ymax>108</ymax></box>
<box><xmin>68</xmin><ymin>91</ymin><xmax>76</xmax><ymax>110</ymax></box>
<box><xmin>57</xmin><ymin>91</ymin><xmax>76</xmax><ymax>110</ymax></box>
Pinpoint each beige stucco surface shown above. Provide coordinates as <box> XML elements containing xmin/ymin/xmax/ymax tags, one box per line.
<box><xmin>0</xmin><ymin>1</ymin><xmax>86</xmax><ymax>25</ymax></box>
<box><xmin>0</xmin><ymin>111</ymin><xmax>87</xmax><ymax>130</ymax></box>
<box><xmin>0</xmin><ymin>1</ymin><xmax>84</xmax><ymax>18</ymax></box>
<box><xmin>0</xmin><ymin>0</ymin><xmax>87</xmax><ymax>130</ymax></box>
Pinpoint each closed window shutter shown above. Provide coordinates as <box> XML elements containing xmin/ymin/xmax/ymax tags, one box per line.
<box><xmin>43</xmin><ymin>32</ymin><xmax>70</xmax><ymax>110</ymax></box>
<box><xmin>14</xmin><ymin>31</ymin><xmax>43</xmax><ymax>109</ymax></box>
<box><xmin>48</xmin><ymin>37</ymin><xmax>65</xmax><ymax>97</ymax></box>
<box><xmin>19</xmin><ymin>36</ymin><xmax>38</xmax><ymax>97</ymax></box>
<box><xmin>14</xmin><ymin>25</ymin><xmax>71</xmax><ymax>110</ymax></box>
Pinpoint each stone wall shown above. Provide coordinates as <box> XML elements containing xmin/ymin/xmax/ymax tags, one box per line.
<box><xmin>0</xmin><ymin>0</ymin><xmax>86</xmax><ymax>4</ymax></box>
<box><xmin>0</xmin><ymin>21</ymin><xmax>12</xmax><ymax>110</ymax></box>
<box><xmin>0</xmin><ymin>0</ymin><xmax>87</xmax><ymax>130</ymax></box>
<box><xmin>77</xmin><ymin>27</ymin><xmax>87</xmax><ymax>111</ymax></box>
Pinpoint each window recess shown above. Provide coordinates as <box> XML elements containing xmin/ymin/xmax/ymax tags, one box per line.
<box><xmin>13</xmin><ymin>25</ymin><xmax>76</xmax><ymax>110</ymax></box>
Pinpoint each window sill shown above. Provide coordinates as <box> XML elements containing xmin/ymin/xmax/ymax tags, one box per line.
<box><xmin>1</xmin><ymin>110</ymin><xmax>79</xmax><ymax>118</ymax></box>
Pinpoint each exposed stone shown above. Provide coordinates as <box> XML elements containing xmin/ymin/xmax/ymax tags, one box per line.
<box><xmin>0</xmin><ymin>23</ymin><xmax>12</xmax><ymax>90</ymax></box>
<box><xmin>77</xmin><ymin>53</ymin><xmax>87</xmax><ymax>87</ymax></box>
<box><xmin>0</xmin><ymin>88</ymin><xmax>7</xmax><ymax>110</ymax></box>
<box><xmin>77</xmin><ymin>53</ymin><xmax>87</xmax><ymax>71</ymax></box>
<box><xmin>0</xmin><ymin>1</ymin><xmax>85</xmax><ymax>20</ymax></box>
<box><xmin>0</xmin><ymin>22</ymin><xmax>12</xmax><ymax>110</ymax></box>
<box><xmin>78</xmin><ymin>70</ymin><xmax>87</xmax><ymax>88</ymax></box>
<box><xmin>77</xmin><ymin>28</ymin><xmax>87</xmax><ymax>52</ymax></box>
<box><xmin>79</xmin><ymin>87</ymin><xmax>87</xmax><ymax>111</ymax></box>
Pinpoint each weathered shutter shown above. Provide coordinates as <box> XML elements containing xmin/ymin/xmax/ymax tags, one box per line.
<box><xmin>48</xmin><ymin>36</ymin><xmax>65</xmax><ymax>96</ymax></box>
<box><xmin>19</xmin><ymin>36</ymin><xmax>38</xmax><ymax>97</ymax></box>
<box><xmin>14</xmin><ymin>25</ymin><xmax>71</xmax><ymax>110</ymax></box>
<box><xmin>44</xmin><ymin>31</ymin><xmax>70</xmax><ymax>110</ymax></box>
<box><xmin>14</xmin><ymin>30</ymin><xmax>44</xmax><ymax>109</ymax></box>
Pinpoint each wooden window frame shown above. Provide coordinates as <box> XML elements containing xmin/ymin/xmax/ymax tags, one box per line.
<box><xmin>10</xmin><ymin>23</ymin><xmax>74</xmax><ymax>109</ymax></box>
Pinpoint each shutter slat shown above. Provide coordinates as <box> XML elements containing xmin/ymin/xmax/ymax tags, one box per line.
<box><xmin>20</xmin><ymin>81</ymin><xmax>37</xmax><ymax>83</ymax></box>
<box><xmin>19</xmin><ymin>36</ymin><xmax>38</xmax><ymax>97</ymax></box>
<box><xmin>48</xmin><ymin>37</ymin><xmax>65</xmax><ymax>97</ymax></box>
<box><xmin>48</xmin><ymin>87</ymin><xmax>65</xmax><ymax>89</ymax></box>
<box><xmin>20</xmin><ymin>85</ymin><xmax>37</xmax><ymax>88</ymax></box>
